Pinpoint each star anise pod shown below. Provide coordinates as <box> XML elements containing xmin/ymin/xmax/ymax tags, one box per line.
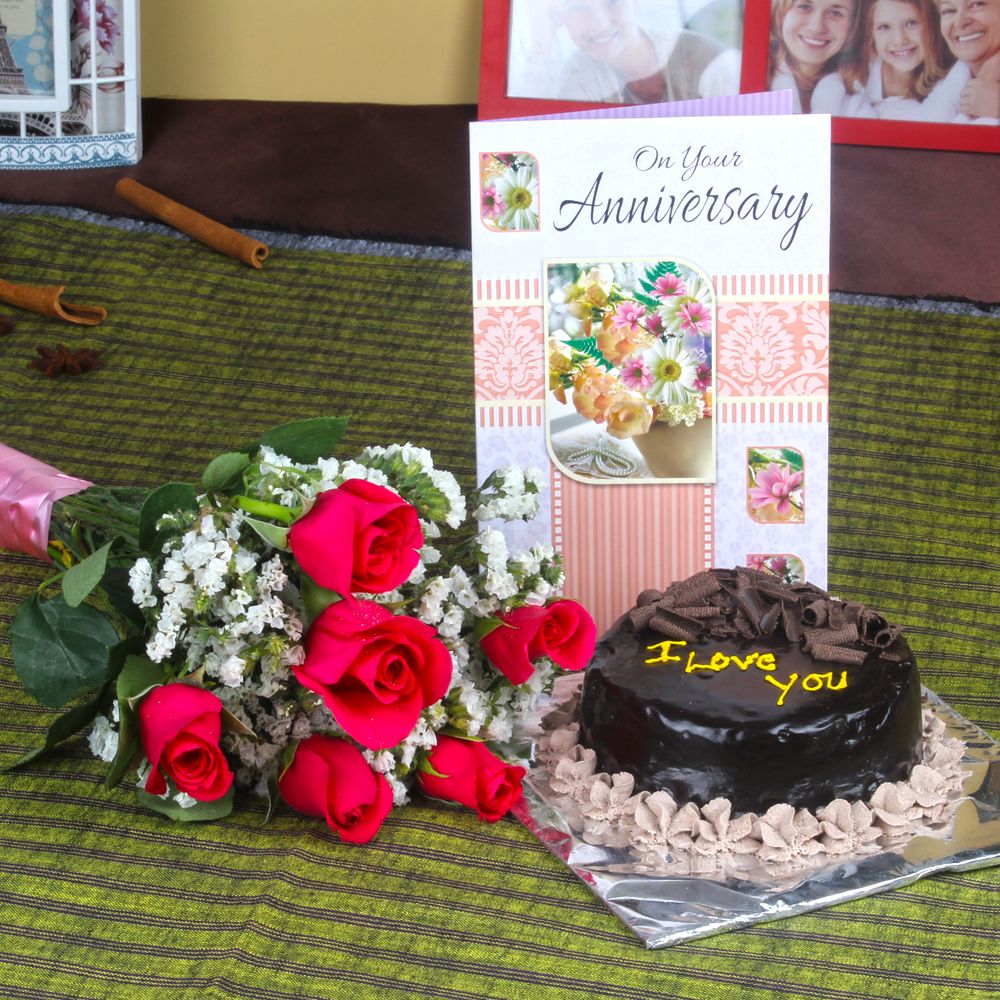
<box><xmin>0</xmin><ymin>315</ymin><xmax>14</xmax><ymax>336</ymax></box>
<box><xmin>28</xmin><ymin>343</ymin><xmax>103</xmax><ymax>377</ymax></box>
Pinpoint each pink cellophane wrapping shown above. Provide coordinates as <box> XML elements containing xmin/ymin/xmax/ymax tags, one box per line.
<box><xmin>0</xmin><ymin>443</ymin><xmax>93</xmax><ymax>561</ymax></box>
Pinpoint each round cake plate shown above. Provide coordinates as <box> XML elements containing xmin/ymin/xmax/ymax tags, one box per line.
<box><xmin>510</xmin><ymin>683</ymin><xmax>1000</xmax><ymax>949</ymax></box>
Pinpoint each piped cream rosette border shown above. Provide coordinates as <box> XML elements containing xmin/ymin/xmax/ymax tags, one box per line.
<box><xmin>532</xmin><ymin>691</ymin><xmax>969</xmax><ymax>877</ymax></box>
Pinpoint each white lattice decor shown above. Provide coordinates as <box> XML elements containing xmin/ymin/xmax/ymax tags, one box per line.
<box><xmin>1</xmin><ymin>0</ymin><xmax>140</xmax><ymax>168</ymax></box>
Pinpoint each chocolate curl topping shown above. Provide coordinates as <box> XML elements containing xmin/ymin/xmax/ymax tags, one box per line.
<box><xmin>636</xmin><ymin>588</ymin><xmax>664</xmax><ymax>607</ymax></box>
<box><xmin>736</xmin><ymin>585</ymin><xmax>771</xmax><ymax>636</ymax></box>
<box><xmin>672</xmin><ymin>605</ymin><xmax>721</xmax><ymax>619</ymax></box>
<box><xmin>732</xmin><ymin>612</ymin><xmax>757</xmax><ymax>639</ymax></box>
<box><xmin>754</xmin><ymin>578</ymin><xmax>799</xmax><ymax>603</ymax></box>
<box><xmin>823</xmin><ymin>623</ymin><xmax>860</xmax><ymax>647</ymax></box>
<box><xmin>874</xmin><ymin>625</ymin><xmax>902</xmax><ymax>649</ymax></box>
<box><xmin>649</xmin><ymin>613</ymin><xmax>700</xmax><ymax>643</ymax></box>
<box><xmin>810</xmin><ymin>643</ymin><xmax>868</xmax><ymax>666</ymax></box>
<box><xmin>625</xmin><ymin>567</ymin><xmax>905</xmax><ymax>666</ymax></box>
<box><xmin>828</xmin><ymin>601</ymin><xmax>846</xmax><ymax>629</ymax></box>
<box><xmin>802</xmin><ymin>622</ymin><xmax>859</xmax><ymax>653</ymax></box>
<box><xmin>802</xmin><ymin>599</ymin><xmax>829</xmax><ymax>627</ymax></box>
<box><xmin>782</xmin><ymin>602</ymin><xmax>802</xmax><ymax>643</ymax></box>
<box><xmin>666</xmin><ymin>571</ymin><xmax>722</xmax><ymax>607</ymax></box>
<box><xmin>630</xmin><ymin>604</ymin><xmax>658</xmax><ymax>631</ymax></box>
<box><xmin>859</xmin><ymin>610</ymin><xmax>889</xmax><ymax>644</ymax></box>
<box><xmin>758</xmin><ymin>602</ymin><xmax>782</xmax><ymax>636</ymax></box>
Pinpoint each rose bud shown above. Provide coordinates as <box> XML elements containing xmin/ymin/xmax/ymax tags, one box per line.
<box><xmin>480</xmin><ymin>599</ymin><xmax>596</xmax><ymax>685</ymax></box>
<box><xmin>279</xmin><ymin>734</ymin><xmax>392</xmax><ymax>844</ymax></box>
<box><xmin>295</xmin><ymin>599</ymin><xmax>452</xmax><ymax>750</ymax></box>
<box><xmin>289</xmin><ymin>479</ymin><xmax>422</xmax><ymax>596</ymax></box>
<box><xmin>138</xmin><ymin>684</ymin><xmax>233</xmax><ymax>801</ymax></box>
<box><xmin>417</xmin><ymin>735</ymin><xmax>525</xmax><ymax>822</ymax></box>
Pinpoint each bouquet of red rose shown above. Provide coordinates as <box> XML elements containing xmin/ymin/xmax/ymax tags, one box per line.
<box><xmin>0</xmin><ymin>417</ymin><xmax>595</xmax><ymax>841</ymax></box>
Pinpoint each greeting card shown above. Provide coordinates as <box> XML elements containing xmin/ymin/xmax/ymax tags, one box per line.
<box><xmin>471</xmin><ymin>109</ymin><xmax>830</xmax><ymax>631</ymax></box>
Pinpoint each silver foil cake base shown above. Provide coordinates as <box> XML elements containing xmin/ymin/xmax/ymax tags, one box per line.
<box><xmin>512</xmin><ymin>684</ymin><xmax>1000</xmax><ymax>948</ymax></box>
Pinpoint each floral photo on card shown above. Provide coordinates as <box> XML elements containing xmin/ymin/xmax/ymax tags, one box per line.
<box><xmin>746</xmin><ymin>553</ymin><xmax>805</xmax><ymax>584</ymax></box>
<box><xmin>747</xmin><ymin>447</ymin><xmax>804</xmax><ymax>523</ymax></box>
<box><xmin>546</xmin><ymin>258</ymin><xmax>715</xmax><ymax>482</ymax></box>
<box><xmin>480</xmin><ymin>151</ymin><xmax>540</xmax><ymax>232</ymax></box>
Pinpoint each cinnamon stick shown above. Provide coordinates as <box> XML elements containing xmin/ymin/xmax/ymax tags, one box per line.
<box><xmin>115</xmin><ymin>178</ymin><xmax>269</xmax><ymax>268</ymax></box>
<box><xmin>0</xmin><ymin>278</ymin><xmax>106</xmax><ymax>326</ymax></box>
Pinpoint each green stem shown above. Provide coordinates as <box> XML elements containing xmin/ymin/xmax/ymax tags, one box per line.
<box><xmin>35</xmin><ymin>569</ymin><xmax>66</xmax><ymax>595</ymax></box>
<box><xmin>234</xmin><ymin>496</ymin><xmax>295</xmax><ymax>523</ymax></box>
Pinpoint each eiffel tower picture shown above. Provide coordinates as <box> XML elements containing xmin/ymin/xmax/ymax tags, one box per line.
<box><xmin>0</xmin><ymin>12</ymin><xmax>30</xmax><ymax>96</ymax></box>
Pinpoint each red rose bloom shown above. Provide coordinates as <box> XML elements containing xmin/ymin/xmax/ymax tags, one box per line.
<box><xmin>295</xmin><ymin>599</ymin><xmax>452</xmax><ymax>750</ymax></box>
<box><xmin>279</xmin><ymin>734</ymin><xmax>392</xmax><ymax>844</ymax></box>
<box><xmin>479</xmin><ymin>599</ymin><xmax>596</xmax><ymax>684</ymax></box>
<box><xmin>417</xmin><ymin>735</ymin><xmax>525</xmax><ymax>822</ymax></box>
<box><xmin>138</xmin><ymin>684</ymin><xmax>233</xmax><ymax>801</ymax></box>
<box><xmin>289</xmin><ymin>479</ymin><xmax>422</xmax><ymax>596</ymax></box>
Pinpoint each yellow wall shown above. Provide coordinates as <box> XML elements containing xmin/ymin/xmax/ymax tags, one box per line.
<box><xmin>140</xmin><ymin>0</ymin><xmax>482</xmax><ymax>104</ymax></box>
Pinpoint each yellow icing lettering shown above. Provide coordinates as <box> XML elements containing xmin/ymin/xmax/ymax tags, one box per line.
<box><xmin>803</xmin><ymin>671</ymin><xmax>849</xmax><ymax>692</ymax></box>
<box><xmin>764</xmin><ymin>672</ymin><xmax>799</xmax><ymax>706</ymax></box>
<box><xmin>645</xmin><ymin>639</ymin><xmax>687</xmax><ymax>665</ymax></box>
<box><xmin>642</xmin><ymin>641</ymin><xmax>845</xmax><ymax>699</ymax></box>
<box><xmin>685</xmin><ymin>650</ymin><xmax>729</xmax><ymax>672</ymax></box>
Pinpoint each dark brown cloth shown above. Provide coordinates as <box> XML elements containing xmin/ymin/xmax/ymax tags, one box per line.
<box><xmin>0</xmin><ymin>99</ymin><xmax>996</xmax><ymax>302</ymax></box>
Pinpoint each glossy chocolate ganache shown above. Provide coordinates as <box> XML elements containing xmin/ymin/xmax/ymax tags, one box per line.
<box><xmin>579</xmin><ymin>569</ymin><xmax>923</xmax><ymax>814</ymax></box>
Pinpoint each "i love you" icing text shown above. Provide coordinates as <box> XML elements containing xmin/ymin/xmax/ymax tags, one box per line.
<box><xmin>644</xmin><ymin>639</ymin><xmax>847</xmax><ymax>706</ymax></box>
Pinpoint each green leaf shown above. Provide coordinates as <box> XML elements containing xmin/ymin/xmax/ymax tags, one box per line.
<box><xmin>221</xmin><ymin>707</ymin><xmax>255</xmax><ymax>737</ymax></box>
<box><xmin>103</xmin><ymin>651</ymin><xmax>162</xmax><ymax>789</ymax></box>
<box><xmin>780</xmin><ymin>448</ymin><xmax>805</xmax><ymax>472</ymax></box>
<box><xmin>263</xmin><ymin>774</ymin><xmax>280</xmax><ymax>824</ymax></box>
<box><xmin>300</xmin><ymin>574</ymin><xmax>342</xmax><ymax>624</ymax></box>
<box><xmin>564</xmin><ymin>337</ymin><xmax>613</xmax><ymax>371</ymax></box>
<box><xmin>472</xmin><ymin>616</ymin><xmax>507</xmax><ymax>643</ymax></box>
<box><xmin>1</xmin><ymin>689</ymin><xmax>107</xmax><ymax>771</ymax></box>
<box><xmin>417</xmin><ymin>758</ymin><xmax>451</xmax><ymax>778</ymax></box>
<box><xmin>61</xmin><ymin>542</ymin><xmax>112</xmax><ymax>608</ymax></box>
<box><xmin>137</xmin><ymin>784</ymin><xmax>235</xmax><ymax>823</ymax></box>
<box><xmin>202</xmin><ymin>451</ymin><xmax>251</xmax><ymax>492</ymax></box>
<box><xmin>244</xmin><ymin>517</ymin><xmax>290</xmax><ymax>550</ymax></box>
<box><xmin>105</xmin><ymin>709</ymin><xmax>139</xmax><ymax>790</ymax></box>
<box><xmin>117</xmin><ymin>654</ymin><xmax>166</xmax><ymax>704</ymax></box>
<box><xmin>259</xmin><ymin>416</ymin><xmax>349</xmax><ymax>464</ymax></box>
<box><xmin>138</xmin><ymin>482</ymin><xmax>199</xmax><ymax>553</ymax></box>
<box><xmin>11</xmin><ymin>594</ymin><xmax>121</xmax><ymax>708</ymax></box>
<box><xmin>437</xmin><ymin>727</ymin><xmax>487</xmax><ymax>744</ymax></box>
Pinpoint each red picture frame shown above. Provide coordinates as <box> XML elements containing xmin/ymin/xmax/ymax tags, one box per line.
<box><xmin>478</xmin><ymin>0</ymin><xmax>1000</xmax><ymax>153</ymax></box>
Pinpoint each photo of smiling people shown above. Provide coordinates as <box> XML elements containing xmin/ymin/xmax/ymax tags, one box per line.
<box><xmin>505</xmin><ymin>0</ymin><xmax>743</xmax><ymax>105</ymax></box>
<box><xmin>920</xmin><ymin>0</ymin><xmax>1000</xmax><ymax>122</ymax></box>
<box><xmin>768</xmin><ymin>0</ymin><xmax>860</xmax><ymax>111</ymax></box>
<box><xmin>768</xmin><ymin>0</ymin><xmax>1000</xmax><ymax>121</ymax></box>
<box><xmin>810</xmin><ymin>0</ymin><xmax>952</xmax><ymax>117</ymax></box>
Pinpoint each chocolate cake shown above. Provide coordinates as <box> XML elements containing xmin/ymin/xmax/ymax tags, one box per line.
<box><xmin>579</xmin><ymin>569</ymin><xmax>924</xmax><ymax>814</ymax></box>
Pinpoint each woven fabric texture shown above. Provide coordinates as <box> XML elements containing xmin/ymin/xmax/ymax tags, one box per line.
<box><xmin>0</xmin><ymin>213</ymin><xmax>997</xmax><ymax>1000</ymax></box>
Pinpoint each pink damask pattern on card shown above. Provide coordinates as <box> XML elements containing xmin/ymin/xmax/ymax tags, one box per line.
<box><xmin>473</xmin><ymin>305</ymin><xmax>545</xmax><ymax>400</ymax></box>
<box><xmin>716</xmin><ymin>301</ymin><xmax>829</xmax><ymax>397</ymax></box>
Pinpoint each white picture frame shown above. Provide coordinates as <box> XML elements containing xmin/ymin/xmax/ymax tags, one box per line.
<box><xmin>0</xmin><ymin>0</ymin><xmax>141</xmax><ymax>168</ymax></box>
<box><xmin>0</xmin><ymin>0</ymin><xmax>71</xmax><ymax>113</ymax></box>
